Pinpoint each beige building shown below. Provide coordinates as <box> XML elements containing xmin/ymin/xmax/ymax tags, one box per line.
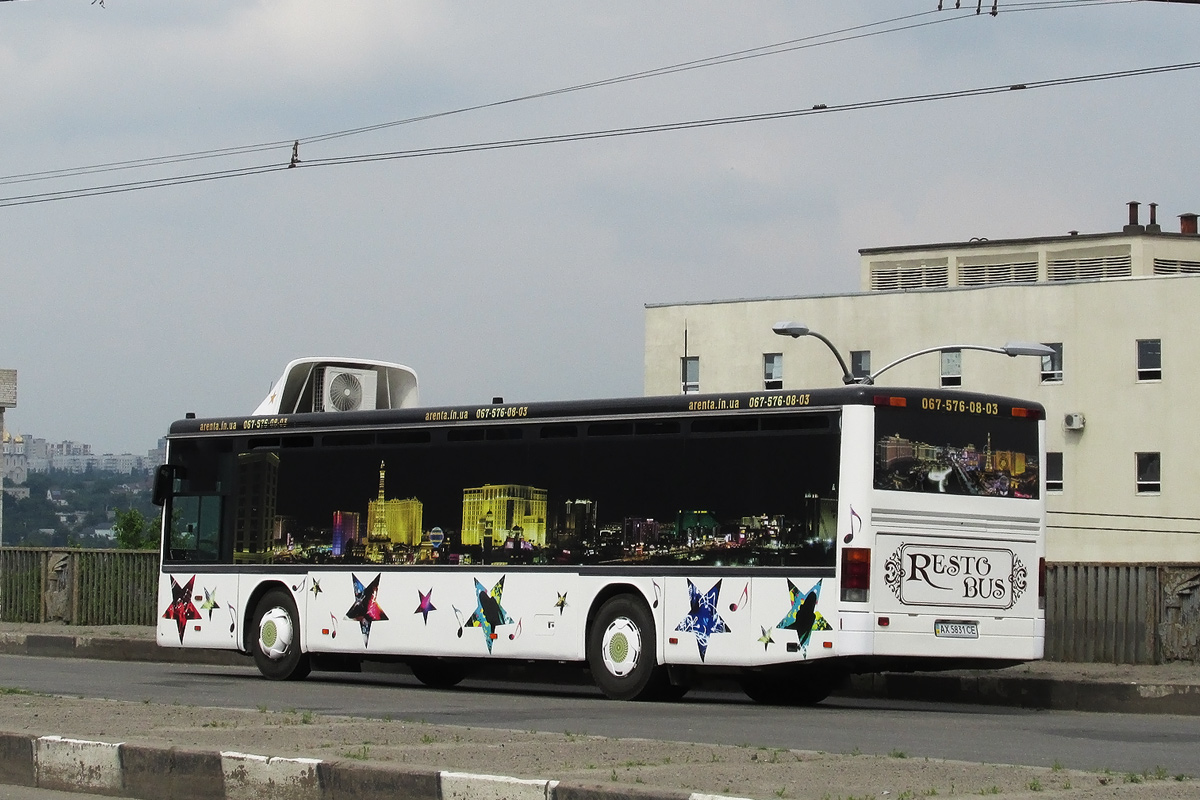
<box><xmin>644</xmin><ymin>206</ymin><xmax>1200</xmax><ymax>563</ymax></box>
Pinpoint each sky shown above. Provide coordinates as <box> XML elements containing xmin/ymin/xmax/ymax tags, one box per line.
<box><xmin>2</xmin><ymin>0</ymin><xmax>1197</xmax><ymax>455</ymax></box>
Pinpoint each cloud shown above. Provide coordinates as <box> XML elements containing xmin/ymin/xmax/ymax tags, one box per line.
<box><xmin>2</xmin><ymin>1</ymin><xmax>1198</xmax><ymax>452</ymax></box>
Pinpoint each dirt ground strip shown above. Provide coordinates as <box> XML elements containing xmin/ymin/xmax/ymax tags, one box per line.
<box><xmin>0</xmin><ymin>693</ymin><xmax>1194</xmax><ymax>800</ymax></box>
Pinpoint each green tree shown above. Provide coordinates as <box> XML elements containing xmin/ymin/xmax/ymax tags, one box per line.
<box><xmin>112</xmin><ymin>507</ymin><xmax>159</xmax><ymax>550</ymax></box>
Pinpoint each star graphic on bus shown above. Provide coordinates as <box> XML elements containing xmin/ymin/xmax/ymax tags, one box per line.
<box><xmin>414</xmin><ymin>588</ymin><xmax>436</xmax><ymax>624</ymax></box>
<box><xmin>465</xmin><ymin>576</ymin><xmax>513</xmax><ymax>653</ymax></box>
<box><xmin>555</xmin><ymin>592</ymin><xmax>568</xmax><ymax>615</ymax></box>
<box><xmin>757</xmin><ymin>626</ymin><xmax>775</xmax><ymax>651</ymax></box>
<box><xmin>200</xmin><ymin>587</ymin><xmax>220</xmax><ymax>620</ymax></box>
<box><xmin>310</xmin><ymin>578</ymin><xmax>322</xmax><ymax>597</ymax></box>
<box><xmin>775</xmin><ymin>579</ymin><xmax>832</xmax><ymax>656</ymax></box>
<box><xmin>163</xmin><ymin>575</ymin><xmax>201</xmax><ymax>643</ymax></box>
<box><xmin>674</xmin><ymin>579</ymin><xmax>730</xmax><ymax>661</ymax></box>
<box><xmin>345</xmin><ymin>573</ymin><xmax>388</xmax><ymax>647</ymax></box>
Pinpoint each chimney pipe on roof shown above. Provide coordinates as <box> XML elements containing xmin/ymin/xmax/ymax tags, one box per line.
<box><xmin>1147</xmin><ymin>203</ymin><xmax>1161</xmax><ymax>234</ymax></box>
<box><xmin>1182</xmin><ymin>213</ymin><xmax>1198</xmax><ymax>236</ymax></box>
<box><xmin>1124</xmin><ymin>201</ymin><xmax>1145</xmax><ymax>233</ymax></box>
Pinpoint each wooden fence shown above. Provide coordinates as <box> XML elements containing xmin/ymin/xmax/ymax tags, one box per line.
<box><xmin>0</xmin><ymin>549</ymin><xmax>1197</xmax><ymax>662</ymax></box>
<box><xmin>0</xmin><ymin>547</ymin><xmax>158</xmax><ymax>626</ymax></box>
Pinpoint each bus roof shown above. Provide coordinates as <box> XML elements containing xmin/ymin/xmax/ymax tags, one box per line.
<box><xmin>169</xmin><ymin>386</ymin><xmax>1044</xmax><ymax>439</ymax></box>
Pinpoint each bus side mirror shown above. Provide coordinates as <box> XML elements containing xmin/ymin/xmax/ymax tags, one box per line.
<box><xmin>152</xmin><ymin>464</ymin><xmax>185</xmax><ymax>506</ymax></box>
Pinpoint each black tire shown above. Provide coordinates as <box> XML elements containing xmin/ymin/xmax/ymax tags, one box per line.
<box><xmin>251</xmin><ymin>588</ymin><xmax>311</xmax><ymax>681</ymax></box>
<box><xmin>409</xmin><ymin>657</ymin><xmax>469</xmax><ymax>689</ymax></box>
<box><xmin>739</xmin><ymin>666</ymin><xmax>844</xmax><ymax>706</ymax></box>
<box><xmin>587</xmin><ymin>594</ymin><xmax>666</xmax><ymax>701</ymax></box>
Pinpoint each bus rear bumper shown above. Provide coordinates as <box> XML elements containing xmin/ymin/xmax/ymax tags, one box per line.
<box><xmin>835</xmin><ymin>611</ymin><xmax>1045</xmax><ymax>662</ymax></box>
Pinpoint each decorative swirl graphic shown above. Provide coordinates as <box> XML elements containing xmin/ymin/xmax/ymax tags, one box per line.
<box><xmin>883</xmin><ymin>549</ymin><xmax>905</xmax><ymax>598</ymax></box>
<box><xmin>1009</xmin><ymin>557</ymin><xmax>1029</xmax><ymax>606</ymax></box>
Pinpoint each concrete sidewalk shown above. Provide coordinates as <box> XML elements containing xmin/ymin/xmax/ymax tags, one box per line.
<box><xmin>1</xmin><ymin>621</ymin><xmax>1197</xmax><ymax>715</ymax></box>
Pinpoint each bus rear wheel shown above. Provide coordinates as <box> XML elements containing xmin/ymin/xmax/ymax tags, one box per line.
<box><xmin>587</xmin><ymin>594</ymin><xmax>665</xmax><ymax>701</ymax></box>
<box><xmin>251</xmin><ymin>589</ymin><xmax>311</xmax><ymax>681</ymax></box>
<box><xmin>739</xmin><ymin>666</ymin><xmax>843</xmax><ymax>706</ymax></box>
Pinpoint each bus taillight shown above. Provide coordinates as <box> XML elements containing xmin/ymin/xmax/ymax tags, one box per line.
<box><xmin>1038</xmin><ymin>557</ymin><xmax>1046</xmax><ymax>610</ymax></box>
<box><xmin>841</xmin><ymin>547</ymin><xmax>871</xmax><ymax>602</ymax></box>
<box><xmin>1011</xmin><ymin>406</ymin><xmax>1043</xmax><ymax>420</ymax></box>
<box><xmin>872</xmin><ymin>396</ymin><xmax>907</xmax><ymax>408</ymax></box>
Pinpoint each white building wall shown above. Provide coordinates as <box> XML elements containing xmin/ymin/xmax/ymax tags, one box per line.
<box><xmin>646</xmin><ymin>250</ymin><xmax>1200</xmax><ymax>563</ymax></box>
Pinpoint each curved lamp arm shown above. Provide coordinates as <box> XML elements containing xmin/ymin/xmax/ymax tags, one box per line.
<box><xmin>772</xmin><ymin>321</ymin><xmax>856</xmax><ymax>384</ymax></box>
<box><xmin>866</xmin><ymin>342</ymin><xmax>1053</xmax><ymax>385</ymax></box>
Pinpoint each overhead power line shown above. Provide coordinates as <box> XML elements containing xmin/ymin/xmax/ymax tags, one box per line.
<box><xmin>2</xmin><ymin>58</ymin><xmax>1196</xmax><ymax>209</ymax></box>
<box><xmin>0</xmin><ymin>0</ymin><xmax>1131</xmax><ymax>190</ymax></box>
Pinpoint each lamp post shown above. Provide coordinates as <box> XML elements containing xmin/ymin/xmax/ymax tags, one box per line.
<box><xmin>772</xmin><ymin>321</ymin><xmax>1052</xmax><ymax>385</ymax></box>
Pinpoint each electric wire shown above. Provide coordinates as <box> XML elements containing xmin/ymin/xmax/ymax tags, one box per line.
<box><xmin>0</xmin><ymin>0</ymin><xmax>1133</xmax><ymax>189</ymax></box>
<box><xmin>2</xmin><ymin>57</ymin><xmax>1194</xmax><ymax>209</ymax></box>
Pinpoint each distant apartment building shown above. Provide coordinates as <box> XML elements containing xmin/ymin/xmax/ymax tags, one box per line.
<box><xmin>644</xmin><ymin>203</ymin><xmax>1200</xmax><ymax>563</ymax></box>
<box><xmin>1</xmin><ymin>431</ymin><xmax>164</xmax><ymax>477</ymax></box>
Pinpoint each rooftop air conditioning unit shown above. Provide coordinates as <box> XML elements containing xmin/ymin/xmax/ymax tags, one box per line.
<box><xmin>1063</xmin><ymin>412</ymin><xmax>1085</xmax><ymax>431</ymax></box>
<box><xmin>321</xmin><ymin>367</ymin><xmax>378</xmax><ymax>412</ymax></box>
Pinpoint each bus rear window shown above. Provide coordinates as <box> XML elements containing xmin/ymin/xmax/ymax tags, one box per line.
<box><xmin>874</xmin><ymin>404</ymin><xmax>1040</xmax><ymax>499</ymax></box>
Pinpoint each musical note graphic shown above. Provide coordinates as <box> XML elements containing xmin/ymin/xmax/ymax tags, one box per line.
<box><xmin>844</xmin><ymin>506</ymin><xmax>863</xmax><ymax>544</ymax></box>
<box><xmin>328</xmin><ymin>612</ymin><xmax>338</xmax><ymax>639</ymax></box>
<box><xmin>452</xmin><ymin>605</ymin><xmax>465</xmax><ymax>638</ymax></box>
<box><xmin>508</xmin><ymin>618</ymin><xmax>523</xmax><ymax>641</ymax></box>
<box><xmin>729</xmin><ymin>582</ymin><xmax>749</xmax><ymax>612</ymax></box>
<box><xmin>652</xmin><ymin>580</ymin><xmax>662</xmax><ymax>609</ymax></box>
<box><xmin>291</xmin><ymin>577</ymin><xmax>307</xmax><ymax>593</ymax></box>
<box><xmin>228</xmin><ymin>604</ymin><xmax>237</xmax><ymax>634</ymax></box>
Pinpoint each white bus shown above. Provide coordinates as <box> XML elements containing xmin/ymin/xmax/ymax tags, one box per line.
<box><xmin>153</xmin><ymin>367</ymin><xmax>1045</xmax><ymax>703</ymax></box>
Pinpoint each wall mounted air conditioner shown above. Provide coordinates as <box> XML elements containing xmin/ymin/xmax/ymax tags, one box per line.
<box><xmin>320</xmin><ymin>367</ymin><xmax>378</xmax><ymax>412</ymax></box>
<box><xmin>1063</xmin><ymin>412</ymin><xmax>1085</xmax><ymax>431</ymax></box>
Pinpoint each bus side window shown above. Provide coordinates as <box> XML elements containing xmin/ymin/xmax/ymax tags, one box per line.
<box><xmin>168</xmin><ymin>495</ymin><xmax>223</xmax><ymax>562</ymax></box>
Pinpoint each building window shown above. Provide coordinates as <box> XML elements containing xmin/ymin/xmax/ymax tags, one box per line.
<box><xmin>850</xmin><ymin>350</ymin><xmax>871</xmax><ymax>381</ymax></box>
<box><xmin>1137</xmin><ymin>339</ymin><xmax>1161</xmax><ymax>381</ymax></box>
<box><xmin>1041</xmin><ymin>343</ymin><xmax>1063</xmax><ymax>384</ymax></box>
<box><xmin>940</xmin><ymin>349</ymin><xmax>962</xmax><ymax>388</ymax></box>
<box><xmin>1045</xmin><ymin>452</ymin><xmax>1063</xmax><ymax>493</ymax></box>
<box><xmin>681</xmin><ymin>356</ymin><xmax>699</xmax><ymax>394</ymax></box>
<box><xmin>763</xmin><ymin>353</ymin><xmax>783</xmax><ymax>390</ymax></box>
<box><xmin>1135</xmin><ymin>452</ymin><xmax>1161</xmax><ymax>494</ymax></box>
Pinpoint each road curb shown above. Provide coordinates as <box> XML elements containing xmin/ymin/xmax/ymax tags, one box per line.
<box><xmin>0</xmin><ymin>732</ymin><xmax>752</xmax><ymax>800</ymax></box>
<box><xmin>0</xmin><ymin>632</ymin><xmax>246</xmax><ymax>666</ymax></box>
<box><xmin>843</xmin><ymin>671</ymin><xmax>1200</xmax><ymax>715</ymax></box>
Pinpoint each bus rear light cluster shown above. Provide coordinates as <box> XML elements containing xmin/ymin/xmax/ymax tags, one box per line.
<box><xmin>872</xmin><ymin>396</ymin><xmax>907</xmax><ymax>408</ymax></box>
<box><xmin>1011</xmin><ymin>406</ymin><xmax>1044</xmax><ymax>420</ymax></box>
<box><xmin>841</xmin><ymin>547</ymin><xmax>871</xmax><ymax>602</ymax></box>
<box><xmin>1038</xmin><ymin>557</ymin><xmax>1046</xmax><ymax>610</ymax></box>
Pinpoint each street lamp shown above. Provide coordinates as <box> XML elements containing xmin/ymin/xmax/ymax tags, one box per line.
<box><xmin>772</xmin><ymin>321</ymin><xmax>1053</xmax><ymax>386</ymax></box>
<box><xmin>771</xmin><ymin>322</ymin><xmax>857</xmax><ymax>384</ymax></box>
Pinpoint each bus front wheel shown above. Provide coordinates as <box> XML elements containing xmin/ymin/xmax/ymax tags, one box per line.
<box><xmin>251</xmin><ymin>589</ymin><xmax>311</xmax><ymax>681</ymax></box>
<box><xmin>409</xmin><ymin>657</ymin><xmax>469</xmax><ymax>689</ymax></box>
<box><xmin>587</xmin><ymin>594</ymin><xmax>663</xmax><ymax>701</ymax></box>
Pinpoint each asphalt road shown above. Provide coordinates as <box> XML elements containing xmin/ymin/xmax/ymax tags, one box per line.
<box><xmin>1</xmin><ymin>654</ymin><xmax>1197</xmax><ymax>776</ymax></box>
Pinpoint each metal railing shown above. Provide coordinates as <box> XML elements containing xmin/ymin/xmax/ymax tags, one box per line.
<box><xmin>0</xmin><ymin>547</ymin><xmax>159</xmax><ymax>626</ymax></box>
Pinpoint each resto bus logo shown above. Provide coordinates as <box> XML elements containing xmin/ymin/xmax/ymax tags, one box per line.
<box><xmin>883</xmin><ymin>544</ymin><xmax>1027</xmax><ymax>610</ymax></box>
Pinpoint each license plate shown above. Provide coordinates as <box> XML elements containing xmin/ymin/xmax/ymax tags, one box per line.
<box><xmin>934</xmin><ymin>620</ymin><xmax>979</xmax><ymax>639</ymax></box>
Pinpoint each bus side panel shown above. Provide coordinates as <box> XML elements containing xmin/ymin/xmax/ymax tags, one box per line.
<box><xmin>301</xmin><ymin>568</ymin><xmax>587</xmax><ymax>662</ymax></box>
<box><xmin>157</xmin><ymin>570</ymin><xmax>242</xmax><ymax>651</ymax></box>
<box><xmin>663</xmin><ymin>575</ymin><xmax>836</xmax><ymax>668</ymax></box>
